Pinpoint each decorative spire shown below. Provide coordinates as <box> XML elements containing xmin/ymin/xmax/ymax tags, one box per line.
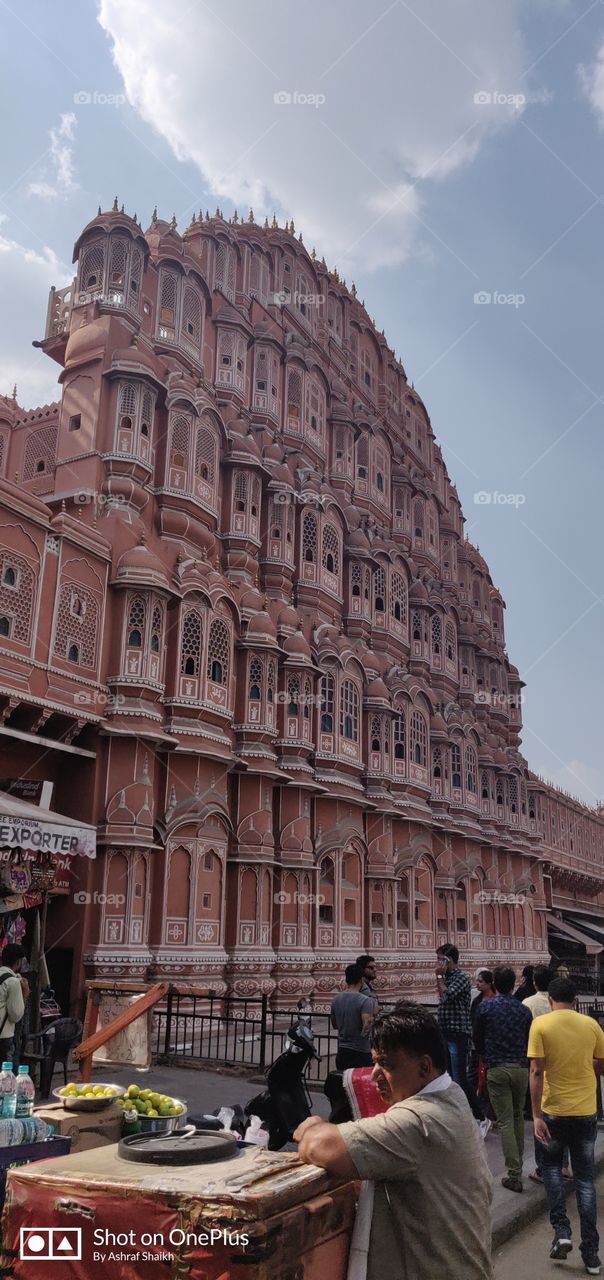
<box><xmin>271</xmin><ymin>214</ymin><xmax>278</xmax><ymax>229</ymax></box>
<box><xmin>151</xmin><ymin>206</ymin><xmax>158</xmax><ymax>223</ymax></box>
<box><xmin>112</xmin><ymin>196</ymin><xmax>118</xmax><ymax>212</ymax></box>
<box><xmin>232</xmin><ymin>209</ymin><xmax>239</xmax><ymax>224</ymax></box>
<box><xmin>215</xmin><ymin>206</ymin><xmax>221</xmax><ymax>218</ymax></box>
<box><xmin>97</xmin><ymin>205</ymin><xmax>101</xmax><ymax>216</ymax></box>
<box><xmin>120</xmin><ymin>203</ymin><xmax>125</xmax><ymax>214</ymax></box>
<box><xmin>298</xmin><ymin>231</ymin><xmax>303</xmax><ymax>243</ymax></box>
<box><xmin>311</xmin><ymin>246</ymin><xmax>317</xmax><ymax>260</ymax></box>
<box><xmin>170</xmin><ymin>213</ymin><xmax>177</xmax><ymax>231</ymax></box>
<box><xmin>14</xmin><ymin>472</ymin><xmax>18</xmax><ymax>484</ymax></box>
<box><xmin>12</xmin><ymin>385</ymin><xmax>17</xmax><ymax>402</ymax></box>
<box><xmin>77</xmin><ymin>505</ymin><xmax>82</xmax><ymax>520</ymax></box>
<box><xmin>263</xmin><ymin>216</ymin><xmax>269</xmax><ymax>229</ymax></box>
<box><xmin>205</xmin><ymin>209</ymin><xmax>210</xmax><ymax>221</ymax></box>
<box><xmin>133</xmin><ymin>213</ymin><xmax>137</xmax><ymax>224</ymax></box>
<box><xmin>61</xmin><ymin>499</ymin><xmax>66</xmax><ymax>513</ymax></box>
<box><xmin>248</xmin><ymin>208</ymin><xmax>254</xmax><ymax>223</ymax></box>
<box><xmin>351</xmin><ymin>282</ymin><xmax>357</xmax><ymax>297</ymax></box>
<box><xmin>290</xmin><ymin>219</ymin><xmax>295</xmax><ymax>236</ymax></box>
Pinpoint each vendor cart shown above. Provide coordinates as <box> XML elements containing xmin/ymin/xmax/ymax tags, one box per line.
<box><xmin>0</xmin><ymin>1138</ymin><xmax>357</xmax><ymax>1279</ymax></box>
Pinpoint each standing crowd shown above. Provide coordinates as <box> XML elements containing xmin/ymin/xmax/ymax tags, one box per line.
<box><xmin>318</xmin><ymin>948</ymin><xmax>604</xmax><ymax>1278</ymax></box>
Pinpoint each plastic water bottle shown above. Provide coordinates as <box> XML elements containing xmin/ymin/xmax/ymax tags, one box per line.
<box><xmin>15</xmin><ymin>1065</ymin><xmax>34</xmax><ymax>1118</ymax></box>
<box><xmin>245</xmin><ymin>1115</ymin><xmax>269</xmax><ymax>1147</ymax></box>
<box><xmin>0</xmin><ymin>1062</ymin><xmax>17</xmax><ymax>1118</ymax></box>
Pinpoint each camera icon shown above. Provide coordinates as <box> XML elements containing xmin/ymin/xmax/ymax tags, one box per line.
<box><xmin>273</xmin><ymin>91</ymin><xmax>292</xmax><ymax>105</ymax></box>
<box><xmin>73</xmin><ymin>690</ymin><xmax>93</xmax><ymax>705</ymax></box>
<box><xmin>274</xmin><ymin>891</ymin><xmax>290</xmax><ymax>905</ymax></box>
<box><xmin>73</xmin><ymin>91</ymin><xmax>92</xmax><ymax>105</ymax></box>
<box><xmin>474</xmin><ymin>291</ymin><xmax>491</xmax><ymax>305</ymax></box>
<box><xmin>474</xmin><ymin>91</ymin><xmax>492</xmax><ymax>105</ymax></box>
<box><xmin>74</xmin><ymin>492</ymin><xmax>93</xmax><ymax>505</ymax></box>
<box><xmin>473</xmin><ymin>491</ymin><xmax>492</xmax><ymax>504</ymax></box>
<box><xmin>273</xmin><ymin>290</ymin><xmax>288</xmax><ymax>306</ymax></box>
<box><xmin>73</xmin><ymin>892</ymin><xmax>91</xmax><ymax>905</ymax></box>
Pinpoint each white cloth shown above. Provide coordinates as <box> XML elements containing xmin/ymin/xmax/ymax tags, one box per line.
<box><xmin>346</xmin><ymin>1073</ymin><xmax>451</xmax><ymax>1280</ymax></box>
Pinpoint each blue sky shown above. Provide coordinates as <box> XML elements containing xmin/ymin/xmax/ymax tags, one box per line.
<box><xmin>1</xmin><ymin>0</ymin><xmax>603</xmax><ymax>803</ymax></box>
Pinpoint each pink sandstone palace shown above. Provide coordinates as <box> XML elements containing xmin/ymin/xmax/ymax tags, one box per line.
<box><xmin>0</xmin><ymin>201</ymin><xmax>602</xmax><ymax>1010</ymax></box>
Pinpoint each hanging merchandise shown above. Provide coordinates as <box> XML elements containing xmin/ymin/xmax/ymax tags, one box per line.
<box><xmin>6</xmin><ymin>914</ymin><xmax>26</xmax><ymax>946</ymax></box>
<box><xmin>0</xmin><ymin>855</ymin><xmax>31</xmax><ymax>896</ymax></box>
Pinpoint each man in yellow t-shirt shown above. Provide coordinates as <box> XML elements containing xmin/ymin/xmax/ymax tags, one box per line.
<box><xmin>528</xmin><ymin>976</ymin><xmax>604</xmax><ymax>1275</ymax></box>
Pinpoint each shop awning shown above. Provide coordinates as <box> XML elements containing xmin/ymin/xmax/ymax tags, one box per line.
<box><xmin>546</xmin><ymin>913</ymin><xmax>603</xmax><ymax>955</ymax></box>
<box><xmin>562</xmin><ymin>913</ymin><xmax>604</xmax><ymax>949</ymax></box>
<box><xmin>0</xmin><ymin>791</ymin><xmax>96</xmax><ymax>859</ymax></box>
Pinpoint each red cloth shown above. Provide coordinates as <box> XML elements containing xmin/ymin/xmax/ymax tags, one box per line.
<box><xmin>343</xmin><ymin>1067</ymin><xmax>388</xmax><ymax>1120</ymax></box>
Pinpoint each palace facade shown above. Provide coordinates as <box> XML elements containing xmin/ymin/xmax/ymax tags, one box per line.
<box><xmin>0</xmin><ymin>202</ymin><xmax>602</xmax><ymax>1008</ymax></box>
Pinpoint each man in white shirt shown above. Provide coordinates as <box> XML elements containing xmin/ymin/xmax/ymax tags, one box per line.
<box><xmin>523</xmin><ymin>966</ymin><xmax>553</xmax><ymax>1019</ymax></box>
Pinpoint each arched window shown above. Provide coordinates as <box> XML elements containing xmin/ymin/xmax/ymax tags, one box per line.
<box><xmin>391</xmin><ymin>571</ymin><xmax>407</xmax><ymax>626</ymax></box>
<box><xmin>466</xmin><ymin>746</ymin><xmax>478</xmax><ymax>794</ymax></box>
<box><xmin>340</xmin><ymin>679</ymin><xmax>359</xmax><ymax>742</ymax></box>
<box><xmin>180</xmin><ymin>284</ymin><xmax>203</xmax><ymax>356</ymax></box>
<box><xmin>195</xmin><ymin>424</ymin><xmax>217</xmax><ymax>488</ymax></box>
<box><xmin>410</xmin><ymin>710</ymin><xmax>427</xmax><ymax>767</ymax></box>
<box><xmin>321</xmin><ymin>523</ymin><xmax>340</xmax><ymax>576</ymax></box>
<box><xmin>249</xmin><ymin>657</ymin><xmax>263</xmax><ymax>701</ymax></box>
<box><xmin>206</xmin><ymin>618</ymin><xmax>229</xmax><ymax>686</ymax></box>
<box><xmin>302</xmin><ymin>511</ymin><xmax>317</xmax><ymax>564</ymax></box>
<box><xmin>2</xmin><ymin>567</ymin><xmax>15</xmax><ymax>588</ymax></box>
<box><xmin>287</xmin><ymin>675</ymin><xmax>300</xmax><ymax>716</ymax></box>
<box><xmin>356</xmin><ymin>435</ymin><xmax>369</xmax><ymax>486</ymax></box>
<box><xmin>286</xmin><ymin>369</ymin><xmax>302</xmax><ymax>431</ymax></box>
<box><xmin>412</xmin><ymin>611</ymin><xmax>422</xmax><ymax>642</ymax></box>
<box><xmin>319</xmin><ymin>856</ymin><xmax>335</xmax><ymax>925</ymax></box>
<box><xmin>214</xmin><ymin>240</ymin><xmax>235</xmax><ymax>300</ymax></box>
<box><xmin>0</xmin><ymin>617</ymin><xmax>10</xmax><ymax>637</ymax></box>
<box><xmin>127</xmin><ymin>597</ymin><xmax>146</xmax><ymax>648</ymax></box>
<box><xmin>431</xmin><ymin>615</ymin><xmax>441</xmax><ymax>655</ymax></box>
<box><xmin>373</xmin><ymin>567</ymin><xmax>386</xmax><ymax>614</ymax></box>
<box><xmin>445</xmin><ymin>620</ymin><xmax>456</xmax><ymax>663</ymax></box>
<box><xmin>150</xmin><ymin>604</ymin><xmax>162</xmax><ymax>656</ymax></box>
<box><xmin>158</xmin><ymin>267</ymin><xmax>179</xmax><ymax>336</ymax></box>
<box><xmin>394</xmin><ymin>712</ymin><xmax>406</xmax><ymax>761</ymax></box>
<box><xmin>68</xmin><ymin>643</ymin><xmax>79</xmax><ymax>663</ymax></box>
<box><xmin>451</xmin><ymin>744</ymin><xmax>462</xmax><ymax>789</ymax></box>
<box><xmin>180</xmin><ymin>608</ymin><xmax>203</xmax><ymax>677</ymax></box>
<box><xmin>413</xmin><ymin>498</ymin><xmax>424</xmax><ymax>540</ymax></box>
<box><xmin>320</xmin><ymin>673</ymin><xmax>335</xmax><ymax>733</ymax></box>
<box><xmin>79</xmin><ymin>240</ymin><xmax>104</xmax><ymax>293</ymax></box>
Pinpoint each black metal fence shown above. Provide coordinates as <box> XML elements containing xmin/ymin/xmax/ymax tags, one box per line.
<box><xmin>152</xmin><ymin>991</ymin><xmax>342</xmax><ymax>1082</ymax></box>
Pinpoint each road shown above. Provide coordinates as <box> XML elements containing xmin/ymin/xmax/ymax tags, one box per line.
<box><xmin>494</xmin><ymin>1172</ymin><xmax>604</xmax><ymax>1278</ymax></box>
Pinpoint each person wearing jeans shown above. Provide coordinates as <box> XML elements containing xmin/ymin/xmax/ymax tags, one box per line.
<box><xmin>473</xmin><ymin>965</ymin><xmax>532</xmax><ymax>1192</ymax></box>
<box><xmin>529</xmin><ymin>975</ymin><xmax>604</xmax><ymax>1275</ymax></box>
<box><xmin>435</xmin><ymin>944</ymin><xmax>472</xmax><ymax>1094</ymax></box>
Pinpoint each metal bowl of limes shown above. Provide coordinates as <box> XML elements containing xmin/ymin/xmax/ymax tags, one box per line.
<box><xmin>54</xmin><ymin>1083</ymin><xmax>126</xmax><ymax>1111</ymax></box>
<box><xmin>117</xmin><ymin>1087</ymin><xmax>187</xmax><ymax>1133</ymax></box>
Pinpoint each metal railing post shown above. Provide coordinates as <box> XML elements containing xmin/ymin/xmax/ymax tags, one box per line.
<box><xmin>259</xmin><ymin>993</ymin><xmax>268</xmax><ymax>1070</ymax></box>
<box><xmin>163</xmin><ymin>986</ymin><xmax>174</xmax><ymax>1056</ymax></box>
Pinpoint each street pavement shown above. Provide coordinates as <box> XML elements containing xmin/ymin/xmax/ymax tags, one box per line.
<box><xmin>494</xmin><ymin>1171</ymin><xmax>604</xmax><ymax>1278</ymax></box>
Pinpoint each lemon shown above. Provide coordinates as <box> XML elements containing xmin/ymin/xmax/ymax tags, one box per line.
<box><xmin>147</xmin><ymin>1109</ymin><xmax>158</xmax><ymax>1117</ymax></box>
<box><xmin>127</xmin><ymin>1085</ymin><xmax>140</xmax><ymax>1098</ymax></box>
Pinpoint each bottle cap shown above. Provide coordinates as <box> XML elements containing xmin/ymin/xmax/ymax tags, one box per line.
<box><xmin>17</xmin><ymin>1065</ymin><xmax>28</xmax><ymax>1074</ymax></box>
<box><xmin>1</xmin><ymin>1062</ymin><xmax>12</xmax><ymax>1071</ymax></box>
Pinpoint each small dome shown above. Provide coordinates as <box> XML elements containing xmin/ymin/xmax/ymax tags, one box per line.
<box><xmin>348</xmin><ymin>528</ymin><xmax>370</xmax><ymax>551</ymax></box>
<box><xmin>65</xmin><ymin>319</ymin><xmax>107</xmax><ymax>366</ymax></box>
<box><xmin>239</xmin><ymin>585</ymin><xmax>265</xmax><ymax>613</ymax></box>
<box><xmin>111</xmin><ymin>340</ymin><xmax>157</xmax><ymax>377</ymax></box>
<box><xmin>431</xmin><ymin>713</ymin><xmax>449</xmax><ymax>736</ymax></box>
<box><xmin>283</xmin><ymin>628</ymin><xmax>311</xmax><ymax>659</ymax></box>
<box><xmin>366</xmin><ymin>677</ymin><xmax>390</xmax><ymax>701</ymax></box>
<box><xmin>115</xmin><ymin>536</ymin><xmax>170</xmax><ymax>589</ymax></box>
<box><xmin>247</xmin><ymin>609</ymin><xmax>277</xmax><ymax>642</ymax></box>
<box><xmin>277</xmin><ymin>605</ymin><xmax>300</xmax><ymax>631</ymax></box>
<box><xmin>409</xmin><ymin>578</ymin><xmax>429</xmax><ymax>603</ymax></box>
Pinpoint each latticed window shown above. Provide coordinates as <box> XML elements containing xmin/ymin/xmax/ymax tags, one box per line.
<box><xmin>394</xmin><ymin>712</ymin><xmax>406</xmax><ymax>759</ymax></box>
<box><xmin>302</xmin><ymin>511</ymin><xmax>317</xmax><ymax>563</ymax></box>
<box><xmin>214</xmin><ymin>241</ymin><xmax>235</xmax><ymax>299</ymax></box>
<box><xmin>445</xmin><ymin>621</ymin><xmax>456</xmax><ymax>662</ymax></box>
<box><xmin>150</xmin><ymin>603</ymin><xmax>163</xmax><ymax>654</ymax></box>
<box><xmin>321</xmin><ymin>524</ymin><xmax>339</xmax><ymax>574</ymax></box>
<box><xmin>53</xmin><ymin>582</ymin><xmax>99</xmax><ymax>669</ymax></box>
<box><xmin>159</xmin><ymin>268</ymin><xmax>179</xmax><ymax>329</ymax></box>
<box><xmin>431</xmin><ymin>615</ymin><xmax>442</xmax><ymax>654</ymax></box>
<box><xmin>340</xmin><ymin>679</ymin><xmax>359</xmax><ymax>741</ymax></box>
<box><xmin>481</xmin><ymin>772</ymin><xmax>490</xmax><ymax>801</ymax></box>
<box><xmin>249</xmin><ymin>251</ymin><xmax>269</xmax><ymax>301</ymax></box>
<box><xmin>412</xmin><ymin>611</ymin><xmax>422</xmax><ymax>642</ymax></box>
<box><xmin>206</xmin><ymin>618</ymin><xmax>229</xmax><ymax>685</ymax></box>
<box><xmin>170</xmin><ymin>414</ymin><xmax>192</xmax><ymax>467</ymax></box>
<box><xmin>410</xmin><ymin>711</ymin><xmax>427</xmax><ymax>766</ymax></box>
<box><xmin>306</xmin><ymin>379</ymin><xmax>325</xmax><ymax>437</ymax></box>
<box><xmin>391</xmin><ymin>572</ymin><xmax>407</xmax><ymax>624</ymax></box>
<box><xmin>356</xmin><ymin>435</ymin><xmax>369</xmax><ymax>481</ymax></box>
<box><xmin>181</xmin><ymin>285</ymin><xmax>203</xmax><ymax>352</ymax></box>
<box><xmin>141</xmin><ymin>390</ymin><xmax>154</xmax><ymax>438</ymax></box>
<box><xmin>432</xmin><ymin>746</ymin><xmax>442</xmax><ymax>781</ymax></box>
<box><xmin>320</xmin><ymin>673</ymin><xmax>335</xmax><ymax>732</ymax></box>
<box><xmin>0</xmin><ymin>554</ymin><xmax>34</xmax><ymax>644</ymax></box>
<box><xmin>451</xmin><ymin>743</ymin><xmax>462</xmax><ymax>788</ymax></box>
<box><xmin>195</xmin><ymin>425</ymin><xmax>216</xmax><ymax>484</ymax></box>
<box><xmin>180</xmin><ymin>609</ymin><xmax>203</xmax><ymax>676</ymax></box>
<box><xmin>370</xmin><ymin>715</ymin><xmax>383</xmax><ymax>752</ymax></box>
<box><xmin>509</xmin><ymin>777</ymin><xmax>519</xmax><ymax>814</ymax></box>
<box><xmin>466</xmin><ymin>746</ymin><xmax>477</xmax><ymax>793</ymax></box>
<box><xmin>413</xmin><ymin>499</ymin><xmax>424</xmax><ymax>538</ymax></box>
<box><xmin>287</xmin><ymin>675</ymin><xmax>300</xmax><ymax>715</ymax></box>
<box><xmin>287</xmin><ymin>369</ymin><xmax>302</xmax><ymax>423</ymax></box>
<box><xmin>79</xmin><ymin>240</ymin><xmax>104</xmax><ymax>292</ymax></box>
<box><xmin>303</xmin><ymin>676</ymin><xmax>312</xmax><ymax>719</ymax></box>
<box><xmin>129</xmin><ymin>247</ymin><xmax>142</xmax><ymax>300</ymax></box>
<box><xmin>249</xmin><ymin>656</ymin><xmax>263</xmax><ymax>700</ymax></box>
<box><xmin>373</xmin><ymin>567</ymin><xmax>386</xmax><ymax>613</ymax></box>
<box><xmin>118</xmin><ymin>382</ymin><xmax>138</xmax><ymax>430</ymax></box>
<box><xmin>351</xmin><ymin>564</ymin><xmax>362</xmax><ymax>597</ymax></box>
<box><xmin>267</xmin><ymin>660</ymin><xmax>276</xmax><ymax>704</ymax></box>
<box><xmin>23</xmin><ymin>427</ymin><xmax>58</xmax><ymax>482</ymax></box>
<box><xmin>127</xmin><ymin>597</ymin><xmax>146</xmax><ymax>647</ymax></box>
<box><xmin>234</xmin><ymin>470</ymin><xmax>248</xmax><ymax>512</ymax></box>
<box><xmin>108</xmin><ymin>236</ymin><xmax>128</xmax><ymax>296</ymax></box>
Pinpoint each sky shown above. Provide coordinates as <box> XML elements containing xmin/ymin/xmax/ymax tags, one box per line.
<box><xmin>1</xmin><ymin>0</ymin><xmax>603</xmax><ymax>805</ymax></box>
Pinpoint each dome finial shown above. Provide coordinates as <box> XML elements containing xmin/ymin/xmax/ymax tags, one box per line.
<box><xmin>151</xmin><ymin>206</ymin><xmax>158</xmax><ymax>223</ymax></box>
<box><xmin>271</xmin><ymin>214</ymin><xmax>278</xmax><ymax>229</ymax></box>
<box><xmin>232</xmin><ymin>209</ymin><xmax>239</xmax><ymax>224</ymax></box>
<box><xmin>112</xmin><ymin>196</ymin><xmax>119</xmax><ymax>212</ymax></box>
<box><xmin>248</xmin><ymin>208</ymin><xmax>254</xmax><ymax>223</ymax></box>
<box><xmin>170</xmin><ymin>213</ymin><xmax>177</xmax><ymax>231</ymax></box>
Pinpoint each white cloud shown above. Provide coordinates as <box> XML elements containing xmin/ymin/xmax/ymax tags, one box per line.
<box><xmin>29</xmin><ymin>113</ymin><xmax>78</xmax><ymax>200</ymax></box>
<box><xmin>98</xmin><ymin>0</ymin><xmax>529</xmax><ymax>271</ymax></box>
<box><xmin>0</xmin><ymin>221</ymin><xmax>66</xmax><ymax>408</ymax></box>
<box><xmin>579</xmin><ymin>44</ymin><xmax>604</xmax><ymax>126</ymax></box>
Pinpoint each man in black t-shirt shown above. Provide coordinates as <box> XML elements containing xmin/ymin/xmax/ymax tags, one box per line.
<box><xmin>331</xmin><ymin>963</ymin><xmax>375</xmax><ymax>1069</ymax></box>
